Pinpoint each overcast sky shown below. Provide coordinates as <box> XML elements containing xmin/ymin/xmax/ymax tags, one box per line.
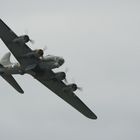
<box><xmin>0</xmin><ymin>0</ymin><xmax>140</xmax><ymax>140</ymax></box>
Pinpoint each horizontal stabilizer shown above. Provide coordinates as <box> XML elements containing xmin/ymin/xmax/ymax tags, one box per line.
<box><xmin>1</xmin><ymin>74</ymin><xmax>24</xmax><ymax>93</ymax></box>
<box><xmin>0</xmin><ymin>64</ymin><xmax>24</xmax><ymax>93</ymax></box>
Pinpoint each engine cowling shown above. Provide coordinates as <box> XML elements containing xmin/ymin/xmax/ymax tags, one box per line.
<box><xmin>34</xmin><ymin>49</ymin><xmax>44</xmax><ymax>57</ymax></box>
<box><xmin>13</xmin><ymin>35</ymin><xmax>30</xmax><ymax>43</ymax></box>
<box><xmin>22</xmin><ymin>49</ymin><xmax>44</xmax><ymax>58</ymax></box>
<box><xmin>55</xmin><ymin>72</ymin><xmax>66</xmax><ymax>81</ymax></box>
<box><xmin>63</xmin><ymin>84</ymin><xmax>77</xmax><ymax>92</ymax></box>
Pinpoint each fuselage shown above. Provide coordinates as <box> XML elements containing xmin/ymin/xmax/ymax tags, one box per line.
<box><xmin>0</xmin><ymin>54</ymin><xmax>65</xmax><ymax>75</ymax></box>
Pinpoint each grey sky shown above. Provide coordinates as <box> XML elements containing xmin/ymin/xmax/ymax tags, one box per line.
<box><xmin>0</xmin><ymin>0</ymin><xmax>140</xmax><ymax>140</ymax></box>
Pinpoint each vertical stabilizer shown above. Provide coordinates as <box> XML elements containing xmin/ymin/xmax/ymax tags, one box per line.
<box><xmin>0</xmin><ymin>52</ymin><xmax>12</xmax><ymax>67</ymax></box>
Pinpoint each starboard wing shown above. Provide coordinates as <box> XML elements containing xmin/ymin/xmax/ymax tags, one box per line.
<box><xmin>33</xmin><ymin>70</ymin><xmax>97</xmax><ymax>119</ymax></box>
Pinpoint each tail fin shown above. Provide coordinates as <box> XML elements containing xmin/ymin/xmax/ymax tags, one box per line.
<box><xmin>0</xmin><ymin>52</ymin><xmax>12</xmax><ymax>67</ymax></box>
<box><xmin>0</xmin><ymin>64</ymin><xmax>24</xmax><ymax>94</ymax></box>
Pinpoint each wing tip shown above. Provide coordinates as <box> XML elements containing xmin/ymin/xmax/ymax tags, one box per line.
<box><xmin>18</xmin><ymin>89</ymin><xmax>24</xmax><ymax>94</ymax></box>
<box><xmin>84</xmin><ymin>110</ymin><xmax>97</xmax><ymax>120</ymax></box>
<box><xmin>91</xmin><ymin>115</ymin><xmax>97</xmax><ymax>120</ymax></box>
<box><xmin>88</xmin><ymin>114</ymin><xmax>97</xmax><ymax>120</ymax></box>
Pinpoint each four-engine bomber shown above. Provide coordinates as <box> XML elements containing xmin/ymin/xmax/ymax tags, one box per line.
<box><xmin>0</xmin><ymin>19</ymin><xmax>97</xmax><ymax>120</ymax></box>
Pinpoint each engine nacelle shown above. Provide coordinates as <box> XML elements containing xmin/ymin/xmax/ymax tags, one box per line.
<box><xmin>13</xmin><ymin>35</ymin><xmax>30</xmax><ymax>43</ymax></box>
<box><xmin>55</xmin><ymin>72</ymin><xmax>66</xmax><ymax>81</ymax></box>
<box><xmin>39</xmin><ymin>56</ymin><xmax>65</xmax><ymax>70</ymax></box>
<box><xmin>34</xmin><ymin>49</ymin><xmax>44</xmax><ymax>57</ymax></box>
<box><xmin>22</xmin><ymin>49</ymin><xmax>44</xmax><ymax>58</ymax></box>
<box><xmin>63</xmin><ymin>84</ymin><xmax>77</xmax><ymax>92</ymax></box>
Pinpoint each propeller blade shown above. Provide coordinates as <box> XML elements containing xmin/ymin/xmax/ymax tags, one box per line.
<box><xmin>43</xmin><ymin>46</ymin><xmax>48</xmax><ymax>51</ymax></box>
<box><xmin>71</xmin><ymin>78</ymin><xmax>83</xmax><ymax>91</ymax></box>
<box><xmin>65</xmin><ymin>67</ymin><xmax>69</xmax><ymax>73</ymax></box>
<box><xmin>77</xmin><ymin>86</ymin><xmax>83</xmax><ymax>91</ymax></box>
<box><xmin>63</xmin><ymin>67</ymin><xmax>69</xmax><ymax>83</ymax></box>
<box><xmin>29</xmin><ymin>39</ymin><xmax>35</xmax><ymax>44</ymax></box>
<box><xmin>64</xmin><ymin>78</ymin><xmax>68</xmax><ymax>83</ymax></box>
<box><xmin>24</xmin><ymin>30</ymin><xmax>35</xmax><ymax>44</ymax></box>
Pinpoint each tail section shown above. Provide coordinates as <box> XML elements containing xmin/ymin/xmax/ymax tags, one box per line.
<box><xmin>0</xmin><ymin>64</ymin><xmax>24</xmax><ymax>93</ymax></box>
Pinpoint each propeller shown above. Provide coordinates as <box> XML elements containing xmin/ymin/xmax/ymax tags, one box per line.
<box><xmin>29</xmin><ymin>38</ymin><xmax>35</xmax><ymax>44</ymax></box>
<box><xmin>77</xmin><ymin>86</ymin><xmax>83</xmax><ymax>91</ymax></box>
<box><xmin>65</xmin><ymin>67</ymin><xmax>69</xmax><ymax>73</ymax></box>
<box><xmin>63</xmin><ymin>68</ymin><xmax>69</xmax><ymax>83</ymax></box>
<box><xmin>64</xmin><ymin>74</ymin><xmax>83</xmax><ymax>92</ymax></box>
<box><xmin>64</xmin><ymin>77</ymin><xmax>68</xmax><ymax>83</ymax></box>
<box><xmin>24</xmin><ymin>30</ymin><xmax>35</xmax><ymax>44</ymax></box>
<box><xmin>40</xmin><ymin>46</ymin><xmax>48</xmax><ymax>59</ymax></box>
<box><xmin>72</xmin><ymin>78</ymin><xmax>83</xmax><ymax>92</ymax></box>
<box><xmin>43</xmin><ymin>46</ymin><xmax>48</xmax><ymax>52</ymax></box>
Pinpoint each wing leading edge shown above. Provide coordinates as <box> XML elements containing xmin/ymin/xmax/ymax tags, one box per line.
<box><xmin>34</xmin><ymin>71</ymin><xmax>97</xmax><ymax>119</ymax></box>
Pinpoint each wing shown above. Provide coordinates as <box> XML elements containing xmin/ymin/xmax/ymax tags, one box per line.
<box><xmin>34</xmin><ymin>71</ymin><xmax>97</xmax><ymax>119</ymax></box>
<box><xmin>0</xmin><ymin>19</ymin><xmax>38</xmax><ymax>68</ymax></box>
